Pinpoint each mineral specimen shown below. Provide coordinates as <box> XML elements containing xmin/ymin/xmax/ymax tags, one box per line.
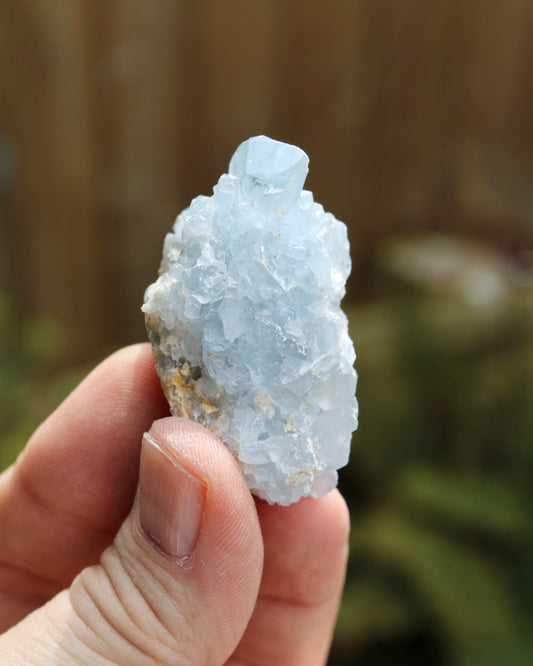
<box><xmin>142</xmin><ymin>135</ymin><xmax>358</xmax><ymax>505</ymax></box>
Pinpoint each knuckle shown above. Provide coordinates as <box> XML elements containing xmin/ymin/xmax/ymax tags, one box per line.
<box><xmin>68</xmin><ymin>541</ymin><xmax>196</xmax><ymax>665</ymax></box>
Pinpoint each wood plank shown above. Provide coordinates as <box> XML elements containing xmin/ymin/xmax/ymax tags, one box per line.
<box><xmin>86</xmin><ymin>0</ymin><xmax>183</xmax><ymax>347</ymax></box>
<box><xmin>0</xmin><ymin>0</ymin><xmax>100</xmax><ymax>361</ymax></box>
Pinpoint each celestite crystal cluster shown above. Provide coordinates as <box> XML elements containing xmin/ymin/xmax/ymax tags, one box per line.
<box><xmin>143</xmin><ymin>136</ymin><xmax>358</xmax><ymax>505</ymax></box>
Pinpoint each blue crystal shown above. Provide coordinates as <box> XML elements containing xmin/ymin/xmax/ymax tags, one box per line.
<box><xmin>143</xmin><ymin>136</ymin><xmax>358</xmax><ymax>505</ymax></box>
<box><xmin>229</xmin><ymin>134</ymin><xmax>309</xmax><ymax>214</ymax></box>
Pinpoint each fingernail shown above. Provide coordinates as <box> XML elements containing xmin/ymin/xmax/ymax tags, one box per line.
<box><xmin>139</xmin><ymin>432</ymin><xmax>206</xmax><ymax>559</ymax></box>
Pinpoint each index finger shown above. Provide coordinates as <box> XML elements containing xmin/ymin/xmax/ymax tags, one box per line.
<box><xmin>0</xmin><ymin>344</ymin><xmax>169</xmax><ymax>588</ymax></box>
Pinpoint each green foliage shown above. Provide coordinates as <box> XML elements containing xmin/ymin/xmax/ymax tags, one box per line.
<box><xmin>395</xmin><ymin>467</ymin><xmax>528</xmax><ymax>539</ymax></box>
<box><xmin>333</xmin><ymin>287</ymin><xmax>533</xmax><ymax>665</ymax></box>
<box><xmin>0</xmin><ymin>292</ymin><xmax>85</xmax><ymax>469</ymax></box>
<box><xmin>351</xmin><ymin>509</ymin><xmax>520</xmax><ymax>650</ymax></box>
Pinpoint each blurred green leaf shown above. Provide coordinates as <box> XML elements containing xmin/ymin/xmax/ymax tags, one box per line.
<box><xmin>22</xmin><ymin>317</ymin><xmax>61</xmax><ymax>360</ymax></box>
<box><xmin>395</xmin><ymin>467</ymin><xmax>528</xmax><ymax>539</ymax></box>
<box><xmin>351</xmin><ymin>509</ymin><xmax>521</xmax><ymax>651</ymax></box>
<box><xmin>337</xmin><ymin>571</ymin><xmax>421</xmax><ymax>642</ymax></box>
<box><xmin>0</xmin><ymin>291</ymin><xmax>85</xmax><ymax>469</ymax></box>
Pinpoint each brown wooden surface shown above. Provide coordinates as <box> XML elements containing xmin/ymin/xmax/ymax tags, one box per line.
<box><xmin>1</xmin><ymin>0</ymin><xmax>532</xmax><ymax>363</ymax></box>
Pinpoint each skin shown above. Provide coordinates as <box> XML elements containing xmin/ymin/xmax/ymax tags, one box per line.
<box><xmin>0</xmin><ymin>344</ymin><xmax>350</xmax><ymax>665</ymax></box>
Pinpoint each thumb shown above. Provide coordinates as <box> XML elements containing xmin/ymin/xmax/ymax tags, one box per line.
<box><xmin>0</xmin><ymin>418</ymin><xmax>264</xmax><ymax>665</ymax></box>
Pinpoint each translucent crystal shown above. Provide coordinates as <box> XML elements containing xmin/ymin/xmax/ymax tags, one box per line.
<box><xmin>142</xmin><ymin>136</ymin><xmax>358</xmax><ymax>505</ymax></box>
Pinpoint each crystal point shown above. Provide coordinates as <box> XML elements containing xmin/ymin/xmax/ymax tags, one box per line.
<box><xmin>229</xmin><ymin>135</ymin><xmax>309</xmax><ymax>213</ymax></box>
<box><xmin>143</xmin><ymin>136</ymin><xmax>357</xmax><ymax>505</ymax></box>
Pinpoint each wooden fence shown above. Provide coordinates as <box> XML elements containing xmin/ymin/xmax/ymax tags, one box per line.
<box><xmin>1</xmin><ymin>0</ymin><xmax>532</xmax><ymax>363</ymax></box>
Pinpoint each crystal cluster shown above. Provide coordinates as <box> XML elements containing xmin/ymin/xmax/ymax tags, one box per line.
<box><xmin>142</xmin><ymin>136</ymin><xmax>357</xmax><ymax>505</ymax></box>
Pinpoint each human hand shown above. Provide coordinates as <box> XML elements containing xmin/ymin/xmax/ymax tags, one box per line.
<box><xmin>0</xmin><ymin>344</ymin><xmax>349</xmax><ymax>665</ymax></box>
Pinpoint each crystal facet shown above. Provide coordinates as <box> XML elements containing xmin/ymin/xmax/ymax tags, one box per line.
<box><xmin>142</xmin><ymin>136</ymin><xmax>358</xmax><ymax>505</ymax></box>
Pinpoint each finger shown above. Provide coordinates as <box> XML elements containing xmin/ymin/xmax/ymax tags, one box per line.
<box><xmin>229</xmin><ymin>490</ymin><xmax>350</xmax><ymax>666</ymax></box>
<box><xmin>0</xmin><ymin>343</ymin><xmax>169</xmax><ymax>628</ymax></box>
<box><xmin>0</xmin><ymin>418</ymin><xmax>264</xmax><ymax>666</ymax></box>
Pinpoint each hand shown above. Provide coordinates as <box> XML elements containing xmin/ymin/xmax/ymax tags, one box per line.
<box><xmin>0</xmin><ymin>344</ymin><xmax>349</xmax><ymax>665</ymax></box>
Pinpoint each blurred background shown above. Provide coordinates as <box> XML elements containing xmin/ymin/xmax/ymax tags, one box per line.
<box><xmin>1</xmin><ymin>1</ymin><xmax>532</xmax><ymax>664</ymax></box>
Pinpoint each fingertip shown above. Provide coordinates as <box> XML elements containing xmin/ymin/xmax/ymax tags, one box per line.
<box><xmin>147</xmin><ymin>416</ymin><xmax>247</xmax><ymax>489</ymax></box>
<box><xmin>255</xmin><ymin>488</ymin><xmax>350</xmax><ymax>607</ymax></box>
<box><xmin>315</xmin><ymin>489</ymin><xmax>351</xmax><ymax>552</ymax></box>
<box><xmin>97</xmin><ymin>343</ymin><xmax>168</xmax><ymax>413</ymax></box>
<box><xmin>256</xmin><ymin>488</ymin><xmax>350</xmax><ymax>547</ymax></box>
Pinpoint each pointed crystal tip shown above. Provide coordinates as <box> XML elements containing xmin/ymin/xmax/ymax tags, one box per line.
<box><xmin>229</xmin><ymin>136</ymin><xmax>309</xmax><ymax>211</ymax></box>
